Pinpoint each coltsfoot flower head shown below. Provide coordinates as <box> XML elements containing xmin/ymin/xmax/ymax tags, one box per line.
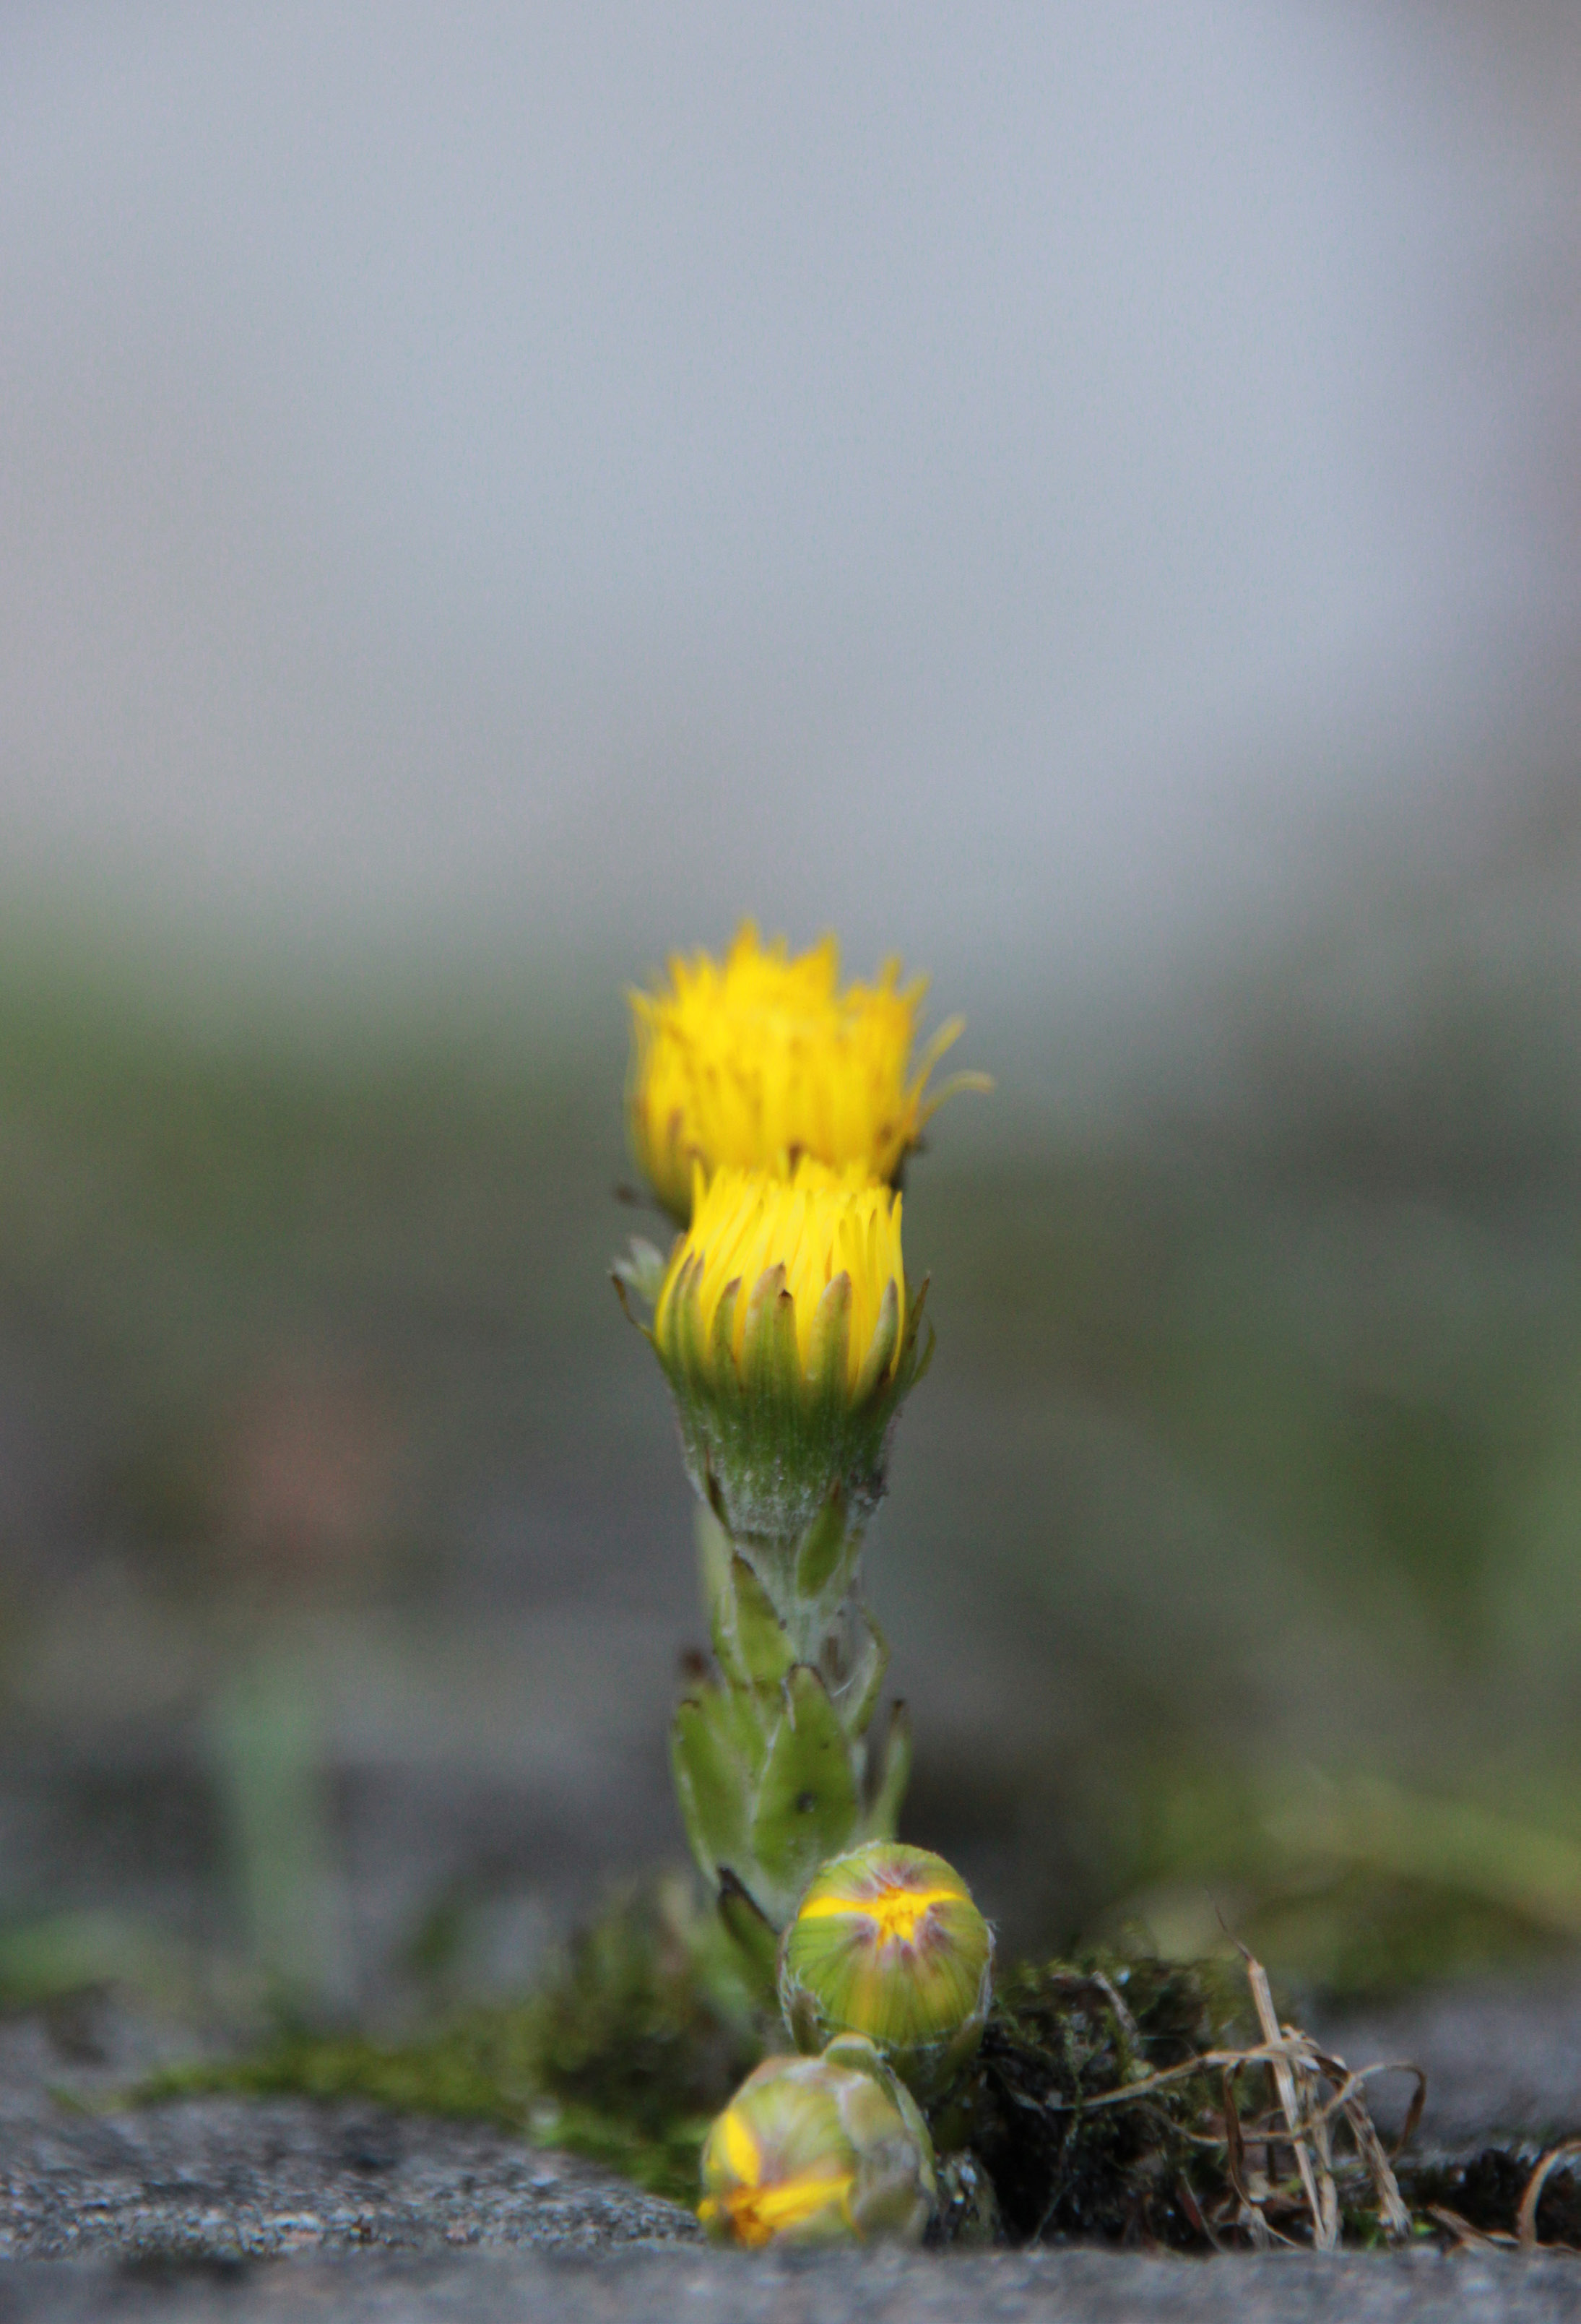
<box><xmin>646</xmin><ymin>1158</ymin><xmax>931</xmax><ymax>1539</ymax></box>
<box><xmin>779</xmin><ymin>1841</ymin><xmax>994</xmax><ymax>2099</ymax></box>
<box><xmin>697</xmin><ymin>2042</ymin><xmax>935</xmax><ymax>2250</ymax></box>
<box><xmin>628</xmin><ymin>923</ymin><xmax>987</xmax><ymax>1220</ymax></box>
<box><xmin>657</xmin><ymin>1159</ymin><xmax>904</xmax><ymax>1399</ymax></box>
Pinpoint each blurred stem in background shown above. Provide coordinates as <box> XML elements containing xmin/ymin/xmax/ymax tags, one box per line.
<box><xmin>196</xmin><ymin>1361</ymin><xmax>397</xmax><ymax>2018</ymax></box>
<box><xmin>205</xmin><ymin>1633</ymin><xmax>355</xmax><ymax>2021</ymax></box>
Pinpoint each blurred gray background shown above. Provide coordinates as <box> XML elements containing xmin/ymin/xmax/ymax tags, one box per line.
<box><xmin>4</xmin><ymin>2</ymin><xmax>1581</xmax><ymax>2021</ymax></box>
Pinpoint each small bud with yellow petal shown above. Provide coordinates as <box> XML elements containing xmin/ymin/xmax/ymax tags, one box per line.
<box><xmin>628</xmin><ymin>922</ymin><xmax>988</xmax><ymax>1221</ymax></box>
<box><xmin>697</xmin><ymin>2040</ymin><xmax>936</xmax><ymax>2249</ymax></box>
<box><xmin>643</xmin><ymin>1157</ymin><xmax>932</xmax><ymax>1545</ymax></box>
<box><xmin>778</xmin><ymin>1841</ymin><xmax>994</xmax><ymax>2100</ymax></box>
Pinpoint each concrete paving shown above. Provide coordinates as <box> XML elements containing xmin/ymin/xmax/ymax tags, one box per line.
<box><xmin>3</xmin><ymin>2246</ymin><xmax>1581</xmax><ymax>2323</ymax></box>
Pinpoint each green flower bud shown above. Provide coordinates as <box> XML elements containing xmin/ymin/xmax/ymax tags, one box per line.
<box><xmin>778</xmin><ymin>1841</ymin><xmax>994</xmax><ymax>2100</ymax></box>
<box><xmin>697</xmin><ymin>2041</ymin><xmax>936</xmax><ymax>2249</ymax></box>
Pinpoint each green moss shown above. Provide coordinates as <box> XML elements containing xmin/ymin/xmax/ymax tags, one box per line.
<box><xmin>134</xmin><ymin>1888</ymin><xmax>763</xmax><ymax>2206</ymax></box>
<box><xmin>940</xmin><ymin>1951</ymin><xmax>1246</xmax><ymax>2245</ymax></box>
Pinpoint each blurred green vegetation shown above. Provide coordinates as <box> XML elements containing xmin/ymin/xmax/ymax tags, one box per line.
<box><xmin>2</xmin><ymin>904</ymin><xmax>1581</xmax><ymax>2003</ymax></box>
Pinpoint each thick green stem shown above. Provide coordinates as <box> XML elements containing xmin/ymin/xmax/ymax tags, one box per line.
<box><xmin>672</xmin><ymin>1500</ymin><xmax>911</xmax><ymax>1964</ymax></box>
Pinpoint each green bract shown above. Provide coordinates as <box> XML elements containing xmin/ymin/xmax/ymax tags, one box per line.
<box><xmin>652</xmin><ymin>1253</ymin><xmax>932</xmax><ymax>1544</ymax></box>
<box><xmin>670</xmin><ymin>1511</ymin><xmax>912</xmax><ymax>1936</ymax></box>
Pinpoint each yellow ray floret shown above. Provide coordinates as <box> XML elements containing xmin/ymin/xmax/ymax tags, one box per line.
<box><xmin>797</xmin><ymin>1881</ymin><xmax>961</xmax><ymax>1949</ymax></box>
<box><xmin>628</xmin><ymin>922</ymin><xmax>987</xmax><ymax>1218</ymax></box>
<box><xmin>654</xmin><ymin>1158</ymin><xmax>905</xmax><ymax>1397</ymax></box>
<box><xmin>697</xmin><ymin>2107</ymin><xmax>854</xmax><ymax>2247</ymax></box>
<box><xmin>696</xmin><ymin>2049</ymin><xmax>934</xmax><ymax>2248</ymax></box>
<box><xmin>700</xmin><ymin>2169</ymin><xmax>856</xmax><ymax>2250</ymax></box>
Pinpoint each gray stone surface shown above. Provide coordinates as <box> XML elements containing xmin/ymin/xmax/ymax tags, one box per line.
<box><xmin>1320</xmin><ymin>1965</ymin><xmax>1581</xmax><ymax>2149</ymax></box>
<box><xmin>2</xmin><ymin>2249</ymin><xmax>1581</xmax><ymax>2323</ymax></box>
<box><xmin>0</xmin><ymin>2094</ymin><xmax>697</xmax><ymax>2263</ymax></box>
<box><xmin>0</xmin><ymin>1992</ymin><xmax>701</xmax><ymax>2276</ymax></box>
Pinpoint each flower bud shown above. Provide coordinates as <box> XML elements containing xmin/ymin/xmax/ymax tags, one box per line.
<box><xmin>646</xmin><ymin>1158</ymin><xmax>932</xmax><ymax>1539</ymax></box>
<box><xmin>778</xmin><ymin>1841</ymin><xmax>994</xmax><ymax>2099</ymax></box>
<box><xmin>628</xmin><ymin>923</ymin><xmax>984</xmax><ymax>1222</ymax></box>
<box><xmin>697</xmin><ymin>2041</ymin><xmax>935</xmax><ymax>2249</ymax></box>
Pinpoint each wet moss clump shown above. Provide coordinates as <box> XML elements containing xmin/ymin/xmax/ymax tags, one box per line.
<box><xmin>1399</xmin><ymin>2147</ymin><xmax>1581</xmax><ymax>2247</ymax></box>
<box><xmin>941</xmin><ymin>1951</ymin><xmax>1245</xmax><ymax>2245</ymax></box>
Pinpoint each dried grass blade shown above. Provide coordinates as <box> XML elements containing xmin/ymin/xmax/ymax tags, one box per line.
<box><xmin>1394</xmin><ymin>2065</ymin><xmax>1428</xmax><ymax>2159</ymax></box>
<box><xmin>1243</xmin><ymin>1950</ymin><xmax>1333</xmax><ymax>2250</ymax></box>
<box><xmin>1219</xmin><ymin>2065</ymin><xmax>1299</xmax><ymax>2250</ymax></box>
<box><xmin>1033</xmin><ymin>2039</ymin><xmax>1302</xmax><ymax>2116</ymax></box>
<box><xmin>1177</xmin><ymin>2177</ymin><xmax>1222</xmax><ymax>2252</ymax></box>
<box><xmin>1296</xmin><ymin>2042</ymin><xmax>1341</xmax><ymax>2250</ymax></box>
<box><xmin>1291</xmin><ymin>2060</ymin><xmax>1421</xmax><ymax>2143</ymax></box>
<box><xmin>1429</xmin><ymin>2206</ymin><xmax>1507</xmax><ymax>2253</ymax></box>
<box><xmin>1340</xmin><ymin>2090</ymin><xmax>1412</xmax><ymax>2242</ymax></box>
<box><xmin>1306</xmin><ymin>2045</ymin><xmax>1416</xmax><ymax>2242</ymax></box>
<box><xmin>1221</xmin><ymin>2065</ymin><xmax>1266</xmax><ymax>2250</ymax></box>
<box><xmin>1517</xmin><ymin>2141</ymin><xmax>1581</xmax><ymax>2253</ymax></box>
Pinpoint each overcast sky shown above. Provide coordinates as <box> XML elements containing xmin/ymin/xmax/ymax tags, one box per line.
<box><xmin>2</xmin><ymin>4</ymin><xmax>1578</xmax><ymax>1047</ymax></box>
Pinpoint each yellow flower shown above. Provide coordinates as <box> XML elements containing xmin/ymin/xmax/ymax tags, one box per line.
<box><xmin>655</xmin><ymin>1158</ymin><xmax>905</xmax><ymax>1400</ymax></box>
<box><xmin>628</xmin><ymin>923</ymin><xmax>986</xmax><ymax>1219</ymax></box>
<box><xmin>637</xmin><ymin>1157</ymin><xmax>932</xmax><ymax>1541</ymax></box>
